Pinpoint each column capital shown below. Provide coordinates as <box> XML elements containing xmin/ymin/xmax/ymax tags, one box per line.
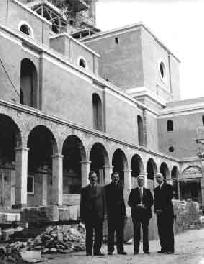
<box><xmin>15</xmin><ymin>147</ymin><xmax>29</xmax><ymax>152</ymax></box>
<box><xmin>103</xmin><ymin>165</ymin><xmax>113</xmax><ymax>169</ymax></box>
<box><xmin>139</xmin><ymin>172</ymin><xmax>147</xmax><ymax>177</ymax></box>
<box><xmin>52</xmin><ymin>153</ymin><xmax>64</xmax><ymax>159</ymax></box>
<box><xmin>80</xmin><ymin>160</ymin><xmax>91</xmax><ymax>165</ymax></box>
<box><xmin>123</xmin><ymin>169</ymin><xmax>132</xmax><ymax>173</ymax></box>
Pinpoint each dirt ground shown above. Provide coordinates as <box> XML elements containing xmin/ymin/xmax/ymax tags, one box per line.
<box><xmin>42</xmin><ymin>228</ymin><xmax>204</xmax><ymax>264</ymax></box>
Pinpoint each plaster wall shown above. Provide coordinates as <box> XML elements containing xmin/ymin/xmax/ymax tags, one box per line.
<box><xmin>141</xmin><ymin>28</ymin><xmax>172</xmax><ymax>101</ymax></box>
<box><xmin>85</xmin><ymin>29</ymin><xmax>144</xmax><ymax>90</ymax></box>
<box><xmin>0</xmin><ymin>0</ymin><xmax>50</xmax><ymax>46</ymax></box>
<box><xmin>0</xmin><ymin>33</ymin><xmax>40</xmax><ymax>103</ymax></box>
<box><xmin>158</xmin><ymin>112</ymin><xmax>204</xmax><ymax>159</ymax></box>
<box><xmin>50</xmin><ymin>35</ymin><xmax>99</xmax><ymax>75</ymax></box>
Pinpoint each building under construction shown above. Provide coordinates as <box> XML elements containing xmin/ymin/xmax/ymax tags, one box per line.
<box><xmin>0</xmin><ymin>0</ymin><xmax>203</xmax><ymax>226</ymax></box>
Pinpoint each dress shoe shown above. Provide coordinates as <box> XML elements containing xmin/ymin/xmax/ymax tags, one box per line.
<box><xmin>94</xmin><ymin>252</ymin><xmax>105</xmax><ymax>256</ymax></box>
<box><xmin>86</xmin><ymin>253</ymin><xmax>92</xmax><ymax>256</ymax></box>
<box><xmin>157</xmin><ymin>250</ymin><xmax>166</xmax><ymax>253</ymax></box>
<box><xmin>118</xmin><ymin>251</ymin><xmax>127</xmax><ymax>255</ymax></box>
<box><xmin>108</xmin><ymin>252</ymin><xmax>113</xmax><ymax>255</ymax></box>
<box><xmin>144</xmin><ymin>251</ymin><xmax>149</xmax><ymax>254</ymax></box>
<box><xmin>166</xmin><ymin>251</ymin><xmax>174</xmax><ymax>254</ymax></box>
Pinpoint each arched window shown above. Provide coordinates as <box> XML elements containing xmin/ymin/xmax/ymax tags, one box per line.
<box><xmin>20</xmin><ymin>24</ymin><xmax>30</xmax><ymax>35</ymax></box>
<box><xmin>79</xmin><ymin>58</ymin><xmax>86</xmax><ymax>68</ymax></box>
<box><xmin>137</xmin><ymin>115</ymin><xmax>144</xmax><ymax>146</ymax></box>
<box><xmin>159</xmin><ymin>61</ymin><xmax>166</xmax><ymax>81</ymax></box>
<box><xmin>92</xmin><ymin>93</ymin><xmax>103</xmax><ymax>131</ymax></box>
<box><xmin>20</xmin><ymin>59</ymin><xmax>38</xmax><ymax>108</ymax></box>
<box><xmin>202</xmin><ymin>115</ymin><xmax>204</xmax><ymax>125</ymax></box>
<box><xmin>167</xmin><ymin>120</ymin><xmax>173</xmax><ymax>131</ymax></box>
<box><xmin>19</xmin><ymin>22</ymin><xmax>33</xmax><ymax>37</ymax></box>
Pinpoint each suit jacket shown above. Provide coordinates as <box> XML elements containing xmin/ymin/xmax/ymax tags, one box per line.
<box><xmin>128</xmin><ymin>187</ymin><xmax>153</xmax><ymax>221</ymax></box>
<box><xmin>105</xmin><ymin>182</ymin><xmax>126</xmax><ymax>219</ymax></box>
<box><xmin>154</xmin><ymin>183</ymin><xmax>174</xmax><ymax>217</ymax></box>
<box><xmin>80</xmin><ymin>184</ymin><xmax>105</xmax><ymax>222</ymax></box>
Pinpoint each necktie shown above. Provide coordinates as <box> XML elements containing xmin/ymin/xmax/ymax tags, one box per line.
<box><xmin>139</xmin><ymin>188</ymin><xmax>143</xmax><ymax>202</ymax></box>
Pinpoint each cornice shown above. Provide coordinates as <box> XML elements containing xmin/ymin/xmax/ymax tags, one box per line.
<box><xmin>0</xmin><ymin>98</ymin><xmax>180</xmax><ymax>163</ymax></box>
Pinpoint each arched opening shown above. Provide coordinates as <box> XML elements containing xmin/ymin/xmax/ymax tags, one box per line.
<box><xmin>159</xmin><ymin>61</ymin><xmax>166</xmax><ymax>80</ymax></box>
<box><xmin>147</xmin><ymin>158</ymin><xmax>157</xmax><ymax>190</ymax></box>
<box><xmin>112</xmin><ymin>149</ymin><xmax>128</xmax><ymax>186</ymax></box>
<box><xmin>137</xmin><ymin>115</ymin><xmax>144</xmax><ymax>146</ymax></box>
<box><xmin>180</xmin><ymin>166</ymin><xmax>202</xmax><ymax>203</ymax></box>
<box><xmin>171</xmin><ymin>166</ymin><xmax>179</xmax><ymax>199</ymax></box>
<box><xmin>90</xmin><ymin>143</ymin><xmax>109</xmax><ymax>185</ymax></box>
<box><xmin>79</xmin><ymin>58</ymin><xmax>86</xmax><ymax>68</ymax></box>
<box><xmin>62</xmin><ymin>135</ymin><xmax>86</xmax><ymax>196</ymax></box>
<box><xmin>160</xmin><ymin>162</ymin><xmax>170</xmax><ymax>181</ymax></box>
<box><xmin>20</xmin><ymin>59</ymin><xmax>38</xmax><ymax>109</ymax></box>
<box><xmin>131</xmin><ymin>154</ymin><xmax>144</xmax><ymax>188</ymax></box>
<box><xmin>167</xmin><ymin>120</ymin><xmax>173</xmax><ymax>132</ymax></box>
<box><xmin>92</xmin><ymin>93</ymin><xmax>103</xmax><ymax>131</ymax></box>
<box><xmin>27</xmin><ymin>125</ymin><xmax>57</xmax><ymax>206</ymax></box>
<box><xmin>0</xmin><ymin>114</ymin><xmax>21</xmax><ymax>208</ymax></box>
<box><xmin>20</xmin><ymin>24</ymin><xmax>31</xmax><ymax>36</ymax></box>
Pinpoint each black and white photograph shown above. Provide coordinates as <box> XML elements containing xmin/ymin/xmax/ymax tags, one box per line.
<box><xmin>0</xmin><ymin>0</ymin><xmax>204</xmax><ymax>263</ymax></box>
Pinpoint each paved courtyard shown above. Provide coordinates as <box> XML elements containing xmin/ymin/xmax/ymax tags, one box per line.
<box><xmin>42</xmin><ymin>228</ymin><xmax>204</xmax><ymax>264</ymax></box>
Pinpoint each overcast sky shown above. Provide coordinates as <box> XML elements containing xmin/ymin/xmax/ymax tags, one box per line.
<box><xmin>95</xmin><ymin>0</ymin><xmax>204</xmax><ymax>100</ymax></box>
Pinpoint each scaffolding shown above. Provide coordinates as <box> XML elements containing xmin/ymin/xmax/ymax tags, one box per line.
<box><xmin>26</xmin><ymin>0</ymin><xmax>98</xmax><ymax>35</ymax></box>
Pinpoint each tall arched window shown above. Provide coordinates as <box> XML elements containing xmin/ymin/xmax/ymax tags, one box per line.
<box><xmin>79</xmin><ymin>58</ymin><xmax>86</xmax><ymax>68</ymax></box>
<box><xmin>92</xmin><ymin>93</ymin><xmax>103</xmax><ymax>131</ymax></box>
<box><xmin>137</xmin><ymin>115</ymin><xmax>144</xmax><ymax>146</ymax></box>
<box><xmin>20</xmin><ymin>59</ymin><xmax>38</xmax><ymax>108</ymax></box>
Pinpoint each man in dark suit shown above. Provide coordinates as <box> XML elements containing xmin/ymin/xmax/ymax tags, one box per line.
<box><xmin>154</xmin><ymin>173</ymin><xmax>175</xmax><ymax>254</ymax></box>
<box><xmin>80</xmin><ymin>171</ymin><xmax>105</xmax><ymax>256</ymax></box>
<box><xmin>128</xmin><ymin>175</ymin><xmax>153</xmax><ymax>254</ymax></box>
<box><xmin>105</xmin><ymin>172</ymin><xmax>127</xmax><ymax>255</ymax></box>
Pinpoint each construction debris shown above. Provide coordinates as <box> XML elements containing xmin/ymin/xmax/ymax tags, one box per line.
<box><xmin>0</xmin><ymin>224</ymin><xmax>85</xmax><ymax>263</ymax></box>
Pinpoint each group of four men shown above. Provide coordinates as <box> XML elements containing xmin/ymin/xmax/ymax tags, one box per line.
<box><xmin>80</xmin><ymin>171</ymin><xmax>174</xmax><ymax>256</ymax></box>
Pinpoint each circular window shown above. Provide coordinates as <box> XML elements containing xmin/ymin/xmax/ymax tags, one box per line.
<box><xmin>159</xmin><ymin>61</ymin><xmax>166</xmax><ymax>81</ymax></box>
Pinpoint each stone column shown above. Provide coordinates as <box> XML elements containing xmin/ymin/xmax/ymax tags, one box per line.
<box><xmin>15</xmin><ymin>147</ymin><xmax>29</xmax><ymax>207</ymax></box>
<box><xmin>41</xmin><ymin>165</ymin><xmax>48</xmax><ymax>206</ymax></box>
<box><xmin>123</xmin><ymin>170</ymin><xmax>132</xmax><ymax>203</ymax></box>
<box><xmin>52</xmin><ymin>154</ymin><xmax>63</xmax><ymax>206</ymax></box>
<box><xmin>143</xmin><ymin>109</ymin><xmax>148</xmax><ymax>147</ymax></box>
<box><xmin>104</xmin><ymin>165</ymin><xmax>113</xmax><ymax>184</ymax></box>
<box><xmin>201</xmin><ymin>177</ymin><xmax>204</xmax><ymax>208</ymax></box>
<box><xmin>177</xmin><ymin>180</ymin><xmax>181</xmax><ymax>200</ymax></box>
<box><xmin>81</xmin><ymin>161</ymin><xmax>91</xmax><ymax>187</ymax></box>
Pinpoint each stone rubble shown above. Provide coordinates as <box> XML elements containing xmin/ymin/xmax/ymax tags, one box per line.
<box><xmin>0</xmin><ymin>224</ymin><xmax>85</xmax><ymax>263</ymax></box>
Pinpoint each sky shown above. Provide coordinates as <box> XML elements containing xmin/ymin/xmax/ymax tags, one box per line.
<box><xmin>95</xmin><ymin>0</ymin><xmax>204</xmax><ymax>100</ymax></box>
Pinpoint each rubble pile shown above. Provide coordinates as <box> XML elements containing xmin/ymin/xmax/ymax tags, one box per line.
<box><xmin>27</xmin><ymin>224</ymin><xmax>86</xmax><ymax>253</ymax></box>
<box><xmin>0</xmin><ymin>243</ymin><xmax>26</xmax><ymax>263</ymax></box>
<box><xmin>0</xmin><ymin>224</ymin><xmax>85</xmax><ymax>263</ymax></box>
<box><xmin>173</xmin><ymin>199</ymin><xmax>200</xmax><ymax>232</ymax></box>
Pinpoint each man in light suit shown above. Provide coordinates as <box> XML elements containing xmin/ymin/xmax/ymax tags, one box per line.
<box><xmin>128</xmin><ymin>175</ymin><xmax>153</xmax><ymax>254</ymax></box>
<box><xmin>154</xmin><ymin>173</ymin><xmax>175</xmax><ymax>254</ymax></box>
<box><xmin>105</xmin><ymin>172</ymin><xmax>127</xmax><ymax>255</ymax></box>
<box><xmin>80</xmin><ymin>171</ymin><xmax>105</xmax><ymax>256</ymax></box>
